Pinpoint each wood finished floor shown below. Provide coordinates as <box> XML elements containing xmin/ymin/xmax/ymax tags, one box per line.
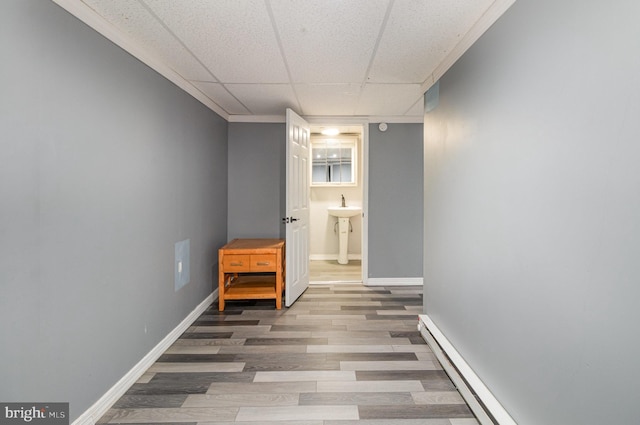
<box><xmin>98</xmin><ymin>284</ymin><xmax>478</xmax><ymax>425</ymax></box>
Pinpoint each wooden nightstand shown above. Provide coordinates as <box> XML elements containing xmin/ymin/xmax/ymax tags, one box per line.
<box><xmin>217</xmin><ymin>238</ymin><xmax>285</xmax><ymax>311</ymax></box>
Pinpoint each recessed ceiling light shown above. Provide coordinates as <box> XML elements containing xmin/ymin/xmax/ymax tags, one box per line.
<box><xmin>321</xmin><ymin>128</ymin><xmax>340</xmax><ymax>136</ymax></box>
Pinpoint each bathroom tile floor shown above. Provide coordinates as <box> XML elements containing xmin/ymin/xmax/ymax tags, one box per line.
<box><xmin>309</xmin><ymin>260</ymin><xmax>361</xmax><ymax>282</ymax></box>
<box><xmin>97</xmin><ymin>284</ymin><xmax>478</xmax><ymax>424</ymax></box>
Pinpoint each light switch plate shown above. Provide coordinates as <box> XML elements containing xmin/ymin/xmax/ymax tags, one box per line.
<box><xmin>175</xmin><ymin>239</ymin><xmax>190</xmax><ymax>291</ymax></box>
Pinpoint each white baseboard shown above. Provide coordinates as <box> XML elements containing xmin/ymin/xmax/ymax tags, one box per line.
<box><xmin>418</xmin><ymin>314</ymin><xmax>517</xmax><ymax>425</ymax></box>
<box><xmin>72</xmin><ymin>290</ymin><xmax>216</xmax><ymax>425</ymax></box>
<box><xmin>366</xmin><ymin>277</ymin><xmax>423</xmax><ymax>286</ymax></box>
<box><xmin>309</xmin><ymin>254</ymin><xmax>362</xmax><ymax>261</ymax></box>
<box><xmin>309</xmin><ymin>280</ymin><xmax>362</xmax><ymax>285</ymax></box>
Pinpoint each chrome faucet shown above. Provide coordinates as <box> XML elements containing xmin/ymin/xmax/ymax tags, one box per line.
<box><xmin>341</xmin><ymin>194</ymin><xmax>346</xmax><ymax>207</ymax></box>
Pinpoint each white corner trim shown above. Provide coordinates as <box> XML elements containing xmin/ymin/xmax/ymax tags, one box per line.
<box><xmin>51</xmin><ymin>0</ymin><xmax>230</xmax><ymax>120</ymax></box>
<box><xmin>418</xmin><ymin>314</ymin><xmax>517</xmax><ymax>425</ymax></box>
<box><xmin>72</xmin><ymin>291</ymin><xmax>216</xmax><ymax>425</ymax></box>
<box><xmin>421</xmin><ymin>0</ymin><xmax>516</xmax><ymax>94</ymax></box>
<box><xmin>227</xmin><ymin>114</ymin><xmax>286</xmax><ymax>123</ymax></box>
<box><xmin>366</xmin><ymin>116</ymin><xmax>423</xmax><ymax>124</ymax></box>
<box><xmin>227</xmin><ymin>114</ymin><xmax>424</xmax><ymax>124</ymax></box>
<box><xmin>366</xmin><ymin>277</ymin><xmax>423</xmax><ymax>286</ymax></box>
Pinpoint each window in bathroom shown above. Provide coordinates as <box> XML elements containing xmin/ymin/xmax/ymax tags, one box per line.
<box><xmin>310</xmin><ymin>136</ymin><xmax>357</xmax><ymax>186</ymax></box>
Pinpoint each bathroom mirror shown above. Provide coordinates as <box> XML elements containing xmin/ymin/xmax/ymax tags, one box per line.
<box><xmin>311</xmin><ymin>136</ymin><xmax>357</xmax><ymax>186</ymax></box>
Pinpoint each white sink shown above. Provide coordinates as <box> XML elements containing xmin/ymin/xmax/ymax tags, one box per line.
<box><xmin>328</xmin><ymin>206</ymin><xmax>361</xmax><ymax>265</ymax></box>
<box><xmin>328</xmin><ymin>206</ymin><xmax>361</xmax><ymax>218</ymax></box>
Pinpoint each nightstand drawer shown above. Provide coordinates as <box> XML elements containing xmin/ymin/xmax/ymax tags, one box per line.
<box><xmin>251</xmin><ymin>254</ymin><xmax>276</xmax><ymax>271</ymax></box>
<box><xmin>223</xmin><ymin>254</ymin><xmax>250</xmax><ymax>270</ymax></box>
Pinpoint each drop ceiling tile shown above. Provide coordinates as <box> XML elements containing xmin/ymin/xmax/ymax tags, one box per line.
<box><xmin>191</xmin><ymin>82</ymin><xmax>251</xmax><ymax>115</ymax></box>
<box><xmin>295</xmin><ymin>84</ymin><xmax>362</xmax><ymax>116</ymax></box>
<box><xmin>356</xmin><ymin>84</ymin><xmax>424</xmax><ymax>116</ymax></box>
<box><xmin>270</xmin><ymin>0</ymin><xmax>389</xmax><ymax>83</ymax></box>
<box><xmin>82</xmin><ymin>0</ymin><xmax>214</xmax><ymax>82</ymax></box>
<box><xmin>225</xmin><ymin>84</ymin><xmax>299</xmax><ymax>116</ymax></box>
<box><xmin>145</xmin><ymin>0</ymin><xmax>289</xmax><ymax>83</ymax></box>
<box><xmin>368</xmin><ymin>0</ymin><xmax>494</xmax><ymax>83</ymax></box>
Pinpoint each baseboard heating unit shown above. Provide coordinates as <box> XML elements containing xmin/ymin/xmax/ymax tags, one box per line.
<box><xmin>418</xmin><ymin>314</ymin><xmax>517</xmax><ymax>425</ymax></box>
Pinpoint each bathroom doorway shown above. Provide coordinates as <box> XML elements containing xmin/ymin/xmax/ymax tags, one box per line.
<box><xmin>307</xmin><ymin>120</ymin><xmax>368</xmax><ymax>284</ymax></box>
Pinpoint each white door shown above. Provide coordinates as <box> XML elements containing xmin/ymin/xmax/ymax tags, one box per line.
<box><xmin>285</xmin><ymin>109</ymin><xmax>310</xmax><ymax>307</ymax></box>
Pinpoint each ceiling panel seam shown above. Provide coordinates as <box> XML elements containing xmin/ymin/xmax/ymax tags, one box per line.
<box><xmin>355</xmin><ymin>0</ymin><xmax>395</xmax><ymax>116</ymax></box>
<box><xmin>137</xmin><ymin>0</ymin><xmax>252</xmax><ymax>115</ymax></box>
<box><xmin>264</xmin><ymin>0</ymin><xmax>303</xmax><ymax>115</ymax></box>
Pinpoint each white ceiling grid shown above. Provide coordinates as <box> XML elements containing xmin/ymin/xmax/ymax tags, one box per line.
<box><xmin>74</xmin><ymin>0</ymin><xmax>502</xmax><ymax>120</ymax></box>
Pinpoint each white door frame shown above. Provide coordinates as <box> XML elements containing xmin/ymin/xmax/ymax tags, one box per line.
<box><xmin>305</xmin><ymin>117</ymin><xmax>369</xmax><ymax>285</ymax></box>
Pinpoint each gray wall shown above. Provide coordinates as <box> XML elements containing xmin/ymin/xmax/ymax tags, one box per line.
<box><xmin>227</xmin><ymin>123</ymin><xmax>286</xmax><ymax>240</ymax></box>
<box><xmin>369</xmin><ymin>123</ymin><xmax>423</xmax><ymax>278</ymax></box>
<box><xmin>227</xmin><ymin>122</ymin><xmax>423</xmax><ymax>278</ymax></box>
<box><xmin>0</xmin><ymin>1</ymin><xmax>228</xmax><ymax>421</ymax></box>
<box><xmin>423</xmin><ymin>1</ymin><xmax>640</xmax><ymax>424</ymax></box>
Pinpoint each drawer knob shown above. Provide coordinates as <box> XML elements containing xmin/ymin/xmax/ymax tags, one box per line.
<box><xmin>230</xmin><ymin>262</ymin><xmax>244</xmax><ymax>266</ymax></box>
<box><xmin>256</xmin><ymin>261</ymin><xmax>270</xmax><ymax>266</ymax></box>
